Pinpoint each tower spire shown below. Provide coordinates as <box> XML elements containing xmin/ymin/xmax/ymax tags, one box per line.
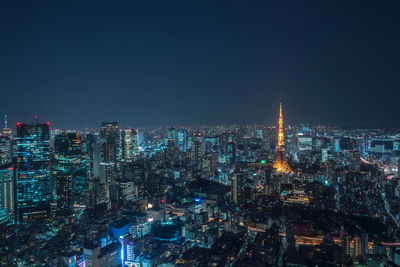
<box><xmin>273</xmin><ymin>99</ymin><xmax>293</xmax><ymax>173</ymax></box>
<box><xmin>278</xmin><ymin>101</ymin><xmax>284</xmax><ymax>149</ymax></box>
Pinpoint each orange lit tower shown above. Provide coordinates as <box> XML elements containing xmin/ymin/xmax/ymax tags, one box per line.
<box><xmin>273</xmin><ymin>100</ymin><xmax>293</xmax><ymax>173</ymax></box>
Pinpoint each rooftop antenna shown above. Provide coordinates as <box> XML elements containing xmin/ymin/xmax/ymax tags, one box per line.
<box><xmin>4</xmin><ymin>114</ymin><xmax>7</xmax><ymax>129</ymax></box>
<box><xmin>34</xmin><ymin>115</ymin><xmax>39</xmax><ymax>125</ymax></box>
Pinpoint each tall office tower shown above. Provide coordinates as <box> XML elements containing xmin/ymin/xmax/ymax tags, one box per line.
<box><xmin>0</xmin><ymin>136</ymin><xmax>12</xmax><ymax>165</ymax></box>
<box><xmin>0</xmin><ymin>164</ymin><xmax>14</xmax><ymax>217</ymax></box>
<box><xmin>85</xmin><ymin>133</ymin><xmax>101</xmax><ymax>180</ymax></box>
<box><xmin>100</xmin><ymin>122</ymin><xmax>119</xmax><ymax>199</ymax></box>
<box><xmin>120</xmin><ymin>128</ymin><xmax>139</xmax><ymax>162</ymax></box>
<box><xmin>54</xmin><ymin>132</ymin><xmax>86</xmax><ymax>215</ymax></box>
<box><xmin>273</xmin><ymin>101</ymin><xmax>293</xmax><ymax>173</ymax></box>
<box><xmin>349</xmin><ymin>151</ymin><xmax>361</xmax><ymax>172</ymax></box>
<box><xmin>15</xmin><ymin>121</ymin><xmax>51</xmax><ymax>222</ymax></box>
<box><xmin>0</xmin><ymin>114</ymin><xmax>12</xmax><ymax>165</ymax></box>
<box><xmin>177</xmin><ymin>129</ymin><xmax>188</xmax><ymax>152</ymax></box>
<box><xmin>193</xmin><ymin>131</ymin><xmax>204</xmax><ymax>172</ymax></box>
<box><xmin>227</xmin><ymin>141</ymin><xmax>236</xmax><ymax>164</ymax></box>
<box><xmin>167</xmin><ymin>127</ymin><xmax>176</xmax><ymax>143</ymax></box>
<box><xmin>166</xmin><ymin>128</ymin><xmax>176</xmax><ymax>166</ymax></box>
<box><xmin>132</xmin><ymin>129</ymin><xmax>139</xmax><ymax>159</ymax></box>
<box><xmin>362</xmin><ymin>132</ymin><xmax>370</xmax><ymax>154</ymax></box>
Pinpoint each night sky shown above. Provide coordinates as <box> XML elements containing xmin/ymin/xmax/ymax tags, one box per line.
<box><xmin>1</xmin><ymin>1</ymin><xmax>400</xmax><ymax>129</ymax></box>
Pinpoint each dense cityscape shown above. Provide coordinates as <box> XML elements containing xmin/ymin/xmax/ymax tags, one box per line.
<box><xmin>0</xmin><ymin>101</ymin><xmax>400</xmax><ymax>266</ymax></box>
<box><xmin>2</xmin><ymin>1</ymin><xmax>400</xmax><ymax>266</ymax></box>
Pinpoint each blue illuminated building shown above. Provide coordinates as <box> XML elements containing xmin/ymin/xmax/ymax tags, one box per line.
<box><xmin>110</xmin><ymin>219</ymin><xmax>131</xmax><ymax>265</ymax></box>
<box><xmin>0</xmin><ymin>164</ymin><xmax>14</xmax><ymax>217</ymax></box>
<box><xmin>153</xmin><ymin>219</ymin><xmax>182</xmax><ymax>242</ymax></box>
<box><xmin>177</xmin><ymin>129</ymin><xmax>188</xmax><ymax>152</ymax></box>
<box><xmin>54</xmin><ymin>132</ymin><xmax>86</xmax><ymax>215</ymax></box>
<box><xmin>15</xmin><ymin>121</ymin><xmax>51</xmax><ymax>222</ymax></box>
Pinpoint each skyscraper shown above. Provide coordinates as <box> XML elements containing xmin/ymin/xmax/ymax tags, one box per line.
<box><xmin>0</xmin><ymin>114</ymin><xmax>13</xmax><ymax>165</ymax></box>
<box><xmin>0</xmin><ymin>164</ymin><xmax>14</xmax><ymax>217</ymax></box>
<box><xmin>85</xmin><ymin>133</ymin><xmax>101</xmax><ymax>180</ymax></box>
<box><xmin>54</xmin><ymin>132</ymin><xmax>86</xmax><ymax>216</ymax></box>
<box><xmin>192</xmin><ymin>131</ymin><xmax>204</xmax><ymax>172</ymax></box>
<box><xmin>120</xmin><ymin>128</ymin><xmax>139</xmax><ymax>163</ymax></box>
<box><xmin>15</xmin><ymin>121</ymin><xmax>51</xmax><ymax>222</ymax></box>
<box><xmin>177</xmin><ymin>129</ymin><xmax>188</xmax><ymax>152</ymax></box>
<box><xmin>273</xmin><ymin>101</ymin><xmax>293</xmax><ymax>173</ymax></box>
<box><xmin>100</xmin><ymin>122</ymin><xmax>119</xmax><ymax>202</ymax></box>
<box><xmin>167</xmin><ymin>127</ymin><xmax>176</xmax><ymax>143</ymax></box>
<box><xmin>349</xmin><ymin>151</ymin><xmax>361</xmax><ymax>172</ymax></box>
<box><xmin>0</xmin><ymin>136</ymin><xmax>12</xmax><ymax>165</ymax></box>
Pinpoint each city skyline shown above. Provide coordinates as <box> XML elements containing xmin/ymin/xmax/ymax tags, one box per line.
<box><xmin>2</xmin><ymin>2</ymin><xmax>400</xmax><ymax>266</ymax></box>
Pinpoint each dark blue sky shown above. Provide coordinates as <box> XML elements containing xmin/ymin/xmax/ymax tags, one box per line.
<box><xmin>1</xmin><ymin>1</ymin><xmax>399</xmax><ymax>129</ymax></box>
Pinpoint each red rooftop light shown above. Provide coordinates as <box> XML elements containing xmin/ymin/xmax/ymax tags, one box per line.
<box><xmin>17</xmin><ymin>122</ymin><xmax>22</xmax><ymax>127</ymax></box>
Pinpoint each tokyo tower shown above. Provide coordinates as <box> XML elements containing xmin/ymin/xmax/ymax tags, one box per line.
<box><xmin>273</xmin><ymin>100</ymin><xmax>293</xmax><ymax>173</ymax></box>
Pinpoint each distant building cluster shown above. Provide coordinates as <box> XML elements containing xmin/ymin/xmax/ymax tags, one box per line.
<box><xmin>1</xmin><ymin>102</ymin><xmax>400</xmax><ymax>266</ymax></box>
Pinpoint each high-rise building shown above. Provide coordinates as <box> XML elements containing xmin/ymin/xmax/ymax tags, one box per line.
<box><xmin>15</xmin><ymin>121</ymin><xmax>51</xmax><ymax>222</ymax></box>
<box><xmin>349</xmin><ymin>151</ymin><xmax>361</xmax><ymax>172</ymax></box>
<box><xmin>100</xmin><ymin>122</ymin><xmax>119</xmax><ymax>199</ymax></box>
<box><xmin>85</xmin><ymin>133</ymin><xmax>102</xmax><ymax>180</ymax></box>
<box><xmin>0</xmin><ymin>136</ymin><xmax>12</xmax><ymax>165</ymax></box>
<box><xmin>193</xmin><ymin>131</ymin><xmax>204</xmax><ymax>172</ymax></box>
<box><xmin>0</xmin><ymin>114</ymin><xmax>13</xmax><ymax>167</ymax></box>
<box><xmin>100</xmin><ymin>122</ymin><xmax>119</xmax><ymax>163</ymax></box>
<box><xmin>0</xmin><ymin>164</ymin><xmax>14</xmax><ymax>217</ymax></box>
<box><xmin>120</xmin><ymin>128</ymin><xmax>139</xmax><ymax>162</ymax></box>
<box><xmin>167</xmin><ymin>127</ymin><xmax>176</xmax><ymax>143</ymax></box>
<box><xmin>177</xmin><ymin>129</ymin><xmax>188</xmax><ymax>152</ymax></box>
<box><xmin>227</xmin><ymin>141</ymin><xmax>236</xmax><ymax>164</ymax></box>
<box><xmin>166</xmin><ymin>128</ymin><xmax>176</xmax><ymax>166</ymax></box>
<box><xmin>273</xmin><ymin>101</ymin><xmax>293</xmax><ymax>173</ymax></box>
<box><xmin>54</xmin><ymin>132</ymin><xmax>86</xmax><ymax>215</ymax></box>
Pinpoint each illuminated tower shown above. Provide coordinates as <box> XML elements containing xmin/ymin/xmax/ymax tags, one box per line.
<box><xmin>120</xmin><ymin>128</ymin><xmax>139</xmax><ymax>162</ymax></box>
<box><xmin>2</xmin><ymin>114</ymin><xmax>12</xmax><ymax>138</ymax></box>
<box><xmin>15</xmin><ymin>120</ymin><xmax>51</xmax><ymax>222</ymax></box>
<box><xmin>273</xmin><ymin>101</ymin><xmax>293</xmax><ymax>173</ymax></box>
